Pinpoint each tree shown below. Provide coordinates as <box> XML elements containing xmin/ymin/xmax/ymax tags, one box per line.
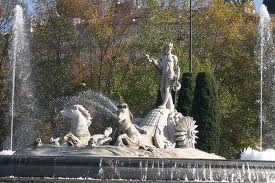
<box><xmin>263</xmin><ymin>0</ymin><xmax>275</xmax><ymax>14</ymax></box>
<box><xmin>192</xmin><ymin>0</ymin><xmax>259</xmax><ymax>158</ymax></box>
<box><xmin>31</xmin><ymin>0</ymin><xmax>81</xmax><ymax>139</ymax></box>
<box><xmin>192</xmin><ymin>72</ymin><xmax>220</xmax><ymax>154</ymax></box>
<box><xmin>0</xmin><ymin>0</ymin><xmax>17</xmax><ymax>149</ymax></box>
<box><xmin>7</xmin><ymin>0</ymin><xmax>259</xmax><ymax>157</ymax></box>
<box><xmin>177</xmin><ymin>72</ymin><xmax>194</xmax><ymax>116</ymax></box>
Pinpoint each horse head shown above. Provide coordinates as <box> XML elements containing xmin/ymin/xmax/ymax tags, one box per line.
<box><xmin>117</xmin><ymin>103</ymin><xmax>133</xmax><ymax>124</ymax></box>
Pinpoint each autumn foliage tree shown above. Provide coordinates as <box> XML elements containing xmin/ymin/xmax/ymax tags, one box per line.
<box><xmin>0</xmin><ymin>0</ymin><xmax>17</xmax><ymax>148</ymax></box>
<box><xmin>192</xmin><ymin>0</ymin><xmax>259</xmax><ymax>157</ymax></box>
<box><xmin>0</xmin><ymin>0</ymin><xmax>261</xmax><ymax>157</ymax></box>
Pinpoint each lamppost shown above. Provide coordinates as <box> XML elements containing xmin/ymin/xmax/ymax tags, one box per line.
<box><xmin>189</xmin><ymin>0</ymin><xmax>192</xmax><ymax>73</ymax></box>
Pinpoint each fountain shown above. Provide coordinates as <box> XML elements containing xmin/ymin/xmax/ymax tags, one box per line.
<box><xmin>240</xmin><ymin>4</ymin><xmax>275</xmax><ymax>161</ymax></box>
<box><xmin>52</xmin><ymin>90</ymin><xmax>118</xmax><ymax>136</ymax></box>
<box><xmin>1</xmin><ymin>4</ymin><xmax>275</xmax><ymax>183</ymax></box>
<box><xmin>7</xmin><ymin>4</ymin><xmax>35</xmax><ymax>151</ymax></box>
<box><xmin>258</xmin><ymin>4</ymin><xmax>275</xmax><ymax>150</ymax></box>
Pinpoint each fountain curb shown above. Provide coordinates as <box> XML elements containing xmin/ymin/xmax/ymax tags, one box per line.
<box><xmin>0</xmin><ymin>155</ymin><xmax>275</xmax><ymax>182</ymax></box>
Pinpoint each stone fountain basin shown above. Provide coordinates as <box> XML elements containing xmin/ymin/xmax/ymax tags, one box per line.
<box><xmin>13</xmin><ymin>146</ymin><xmax>224</xmax><ymax>159</ymax></box>
<box><xmin>0</xmin><ymin>154</ymin><xmax>275</xmax><ymax>182</ymax></box>
<box><xmin>0</xmin><ymin>146</ymin><xmax>275</xmax><ymax>182</ymax></box>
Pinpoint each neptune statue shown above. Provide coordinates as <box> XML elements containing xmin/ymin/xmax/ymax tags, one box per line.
<box><xmin>146</xmin><ymin>42</ymin><xmax>181</xmax><ymax>111</ymax></box>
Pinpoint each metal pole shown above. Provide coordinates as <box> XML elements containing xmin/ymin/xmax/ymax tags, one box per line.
<box><xmin>260</xmin><ymin>56</ymin><xmax>263</xmax><ymax>152</ymax></box>
<box><xmin>189</xmin><ymin>0</ymin><xmax>192</xmax><ymax>73</ymax></box>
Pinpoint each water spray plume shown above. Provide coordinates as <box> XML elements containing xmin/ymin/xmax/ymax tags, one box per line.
<box><xmin>258</xmin><ymin>4</ymin><xmax>273</xmax><ymax>151</ymax></box>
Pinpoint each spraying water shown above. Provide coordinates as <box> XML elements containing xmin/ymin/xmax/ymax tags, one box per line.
<box><xmin>53</xmin><ymin>90</ymin><xmax>118</xmax><ymax>136</ymax></box>
<box><xmin>10</xmin><ymin>5</ymin><xmax>26</xmax><ymax>151</ymax></box>
<box><xmin>258</xmin><ymin>5</ymin><xmax>273</xmax><ymax>151</ymax></box>
<box><xmin>8</xmin><ymin>5</ymin><xmax>34</xmax><ymax>150</ymax></box>
<box><xmin>54</xmin><ymin>90</ymin><xmax>118</xmax><ymax>117</ymax></box>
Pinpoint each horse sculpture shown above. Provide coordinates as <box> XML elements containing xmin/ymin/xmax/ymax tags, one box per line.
<box><xmin>61</xmin><ymin>104</ymin><xmax>92</xmax><ymax>145</ymax></box>
<box><xmin>88</xmin><ymin>127</ymin><xmax>113</xmax><ymax>147</ymax></box>
<box><xmin>115</xmin><ymin>103</ymin><xmax>153</xmax><ymax>148</ymax></box>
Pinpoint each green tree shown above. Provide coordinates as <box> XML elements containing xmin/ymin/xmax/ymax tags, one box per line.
<box><xmin>192</xmin><ymin>0</ymin><xmax>259</xmax><ymax>157</ymax></box>
<box><xmin>32</xmin><ymin>1</ymin><xmax>81</xmax><ymax>138</ymax></box>
<box><xmin>32</xmin><ymin>15</ymin><xmax>77</xmax><ymax>109</ymax></box>
<box><xmin>192</xmin><ymin>72</ymin><xmax>220</xmax><ymax>154</ymax></box>
<box><xmin>177</xmin><ymin>72</ymin><xmax>194</xmax><ymax>116</ymax></box>
<box><xmin>123</xmin><ymin>0</ymin><xmax>188</xmax><ymax>115</ymax></box>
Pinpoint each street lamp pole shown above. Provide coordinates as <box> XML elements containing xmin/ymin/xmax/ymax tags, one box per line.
<box><xmin>189</xmin><ymin>0</ymin><xmax>192</xmax><ymax>73</ymax></box>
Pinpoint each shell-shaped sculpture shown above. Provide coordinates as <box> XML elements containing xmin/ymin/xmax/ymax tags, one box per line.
<box><xmin>175</xmin><ymin>116</ymin><xmax>198</xmax><ymax>148</ymax></box>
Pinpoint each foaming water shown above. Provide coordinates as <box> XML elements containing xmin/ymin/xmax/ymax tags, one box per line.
<box><xmin>0</xmin><ymin>150</ymin><xmax>15</xmax><ymax>155</ymax></box>
<box><xmin>241</xmin><ymin>148</ymin><xmax>275</xmax><ymax>161</ymax></box>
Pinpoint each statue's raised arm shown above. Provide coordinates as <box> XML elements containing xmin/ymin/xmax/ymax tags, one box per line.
<box><xmin>145</xmin><ymin>54</ymin><xmax>162</xmax><ymax>72</ymax></box>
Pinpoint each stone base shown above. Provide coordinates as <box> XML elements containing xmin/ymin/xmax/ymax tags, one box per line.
<box><xmin>14</xmin><ymin>146</ymin><xmax>224</xmax><ymax>159</ymax></box>
<box><xmin>0</xmin><ymin>154</ymin><xmax>275</xmax><ymax>182</ymax></box>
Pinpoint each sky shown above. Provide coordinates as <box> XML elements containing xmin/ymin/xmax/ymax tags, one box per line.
<box><xmin>26</xmin><ymin>0</ymin><xmax>33</xmax><ymax>12</ymax></box>
<box><xmin>254</xmin><ymin>0</ymin><xmax>263</xmax><ymax>11</ymax></box>
<box><xmin>25</xmin><ymin>0</ymin><xmax>264</xmax><ymax>13</ymax></box>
